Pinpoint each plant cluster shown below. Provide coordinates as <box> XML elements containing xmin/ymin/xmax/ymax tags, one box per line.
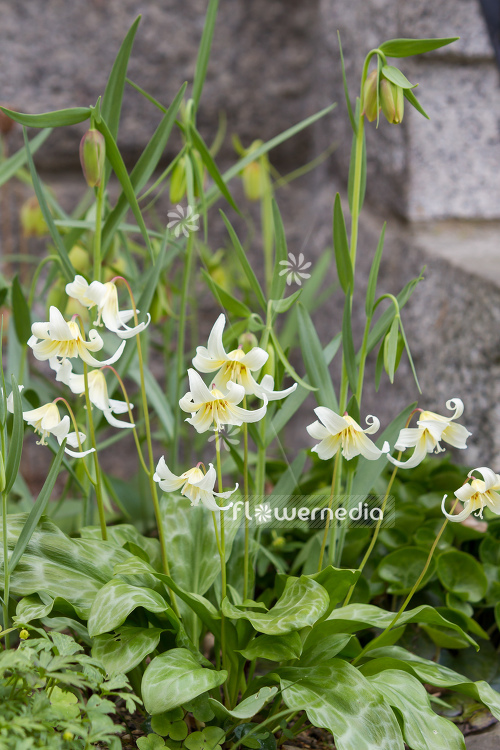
<box><xmin>0</xmin><ymin>5</ymin><xmax>498</xmax><ymax>750</ymax></box>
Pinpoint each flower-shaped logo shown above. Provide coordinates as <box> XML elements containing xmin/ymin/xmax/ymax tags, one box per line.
<box><xmin>254</xmin><ymin>503</ymin><xmax>272</xmax><ymax>524</ymax></box>
<box><xmin>279</xmin><ymin>252</ymin><xmax>312</xmax><ymax>286</ymax></box>
<box><xmin>167</xmin><ymin>204</ymin><xmax>200</xmax><ymax>238</ymax></box>
<box><xmin>208</xmin><ymin>425</ymin><xmax>241</xmax><ymax>451</ymax></box>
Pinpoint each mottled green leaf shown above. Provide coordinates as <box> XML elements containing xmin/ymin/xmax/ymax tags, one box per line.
<box><xmin>92</xmin><ymin>626</ymin><xmax>163</xmax><ymax>676</ymax></box>
<box><xmin>88</xmin><ymin>579</ymin><xmax>168</xmax><ymax>637</ymax></box>
<box><xmin>209</xmin><ymin>687</ymin><xmax>278</xmax><ymax>720</ymax></box>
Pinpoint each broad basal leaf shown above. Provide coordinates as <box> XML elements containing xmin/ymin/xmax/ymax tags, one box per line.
<box><xmin>92</xmin><ymin>626</ymin><xmax>163</xmax><ymax>676</ymax></box>
<box><xmin>88</xmin><ymin>579</ymin><xmax>168</xmax><ymax>637</ymax></box>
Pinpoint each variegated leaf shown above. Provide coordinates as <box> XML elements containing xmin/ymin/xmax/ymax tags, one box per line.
<box><xmin>87</xmin><ymin>580</ymin><xmax>168</xmax><ymax>637</ymax></box>
<box><xmin>92</xmin><ymin>626</ymin><xmax>163</xmax><ymax>676</ymax></box>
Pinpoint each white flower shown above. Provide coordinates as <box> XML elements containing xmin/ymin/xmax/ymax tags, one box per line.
<box><xmin>179</xmin><ymin>368</ymin><xmax>267</xmax><ymax>433</ymax></box>
<box><xmin>50</xmin><ymin>359</ymin><xmax>134</xmax><ymax>429</ymax></box>
<box><xmin>66</xmin><ymin>276</ymin><xmax>150</xmax><ymax>339</ymax></box>
<box><xmin>13</xmin><ymin>401</ymin><xmax>94</xmax><ymax>459</ymax></box>
<box><xmin>388</xmin><ymin>399</ymin><xmax>471</xmax><ymax>470</ymax></box>
<box><xmin>193</xmin><ymin>314</ymin><xmax>297</xmax><ymax>400</ymax></box>
<box><xmin>28</xmin><ymin>306</ymin><xmax>125</xmax><ymax>367</ymax></box>
<box><xmin>255</xmin><ymin>503</ymin><xmax>272</xmax><ymax>523</ymax></box>
<box><xmin>442</xmin><ymin>467</ymin><xmax>500</xmax><ymax>522</ymax></box>
<box><xmin>153</xmin><ymin>457</ymin><xmax>237</xmax><ymax>512</ymax></box>
<box><xmin>278</xmin><ymin>252</ymin><xmax>312</xmax><ymax>286</ymax></box>
<box><xmin>307</xmin><ymin>407</ymin><xmax>389</xmax><ymax>461</ymax></box>
<box><xmin>167</xmin><ymin>204</ymin><xmax>200</xmax><ymax>238</ymax></box>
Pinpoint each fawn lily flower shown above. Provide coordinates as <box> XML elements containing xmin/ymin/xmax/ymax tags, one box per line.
<box><xmin>180</xmin><ymin>368</ymin><xmax>267</xmax><ymax>433</ymax></box>
<box><xmin>9</xmin><ymin>400</ymin><xmax>94</xmax><ymax>459</ymax></box>
<box><xmin>50</xmin><ymin>358</ymin><xmax>134</xmax><ymax>429</ymax></box>
<box><xmin>193</xmin><ymin>314</ymin><xmax>269</xmax><ymax>395</ymax></box>
<box><xmin>388</xmin><ymin>398</ymin><xmax>471</xmax><ymax>470</ymax></box>
<box><xmin>255</xmin><ymin>374</ymin><xmax>297</xmax><ymax>402</ymax></box>
<box><xmin>154</xmin><ymin>457</ymin><xmax>237</xmax><ymax>511</ymax></box>
<box><xmin>442</xmin><ymin>467</ymin><xmax>500</xmax><ymax>522</ymax></box>
<box><xmin>28</xmin><ymin>306</ymin><xmax>125</xmax><ymax>367</ymax></box>
<box><xmin>66</xmin><ymin>275</ymin><xmax>150</xmax><ymax>339</ymax></box>
<box><xmin>307</xmin><ymin>407</ymin><xmax>390</xmax><ymax>461</ymax></box>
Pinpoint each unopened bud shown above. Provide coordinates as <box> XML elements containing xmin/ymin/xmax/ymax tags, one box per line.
<box><xmin>380</xmin><ymin>80</ymin><xmax>404</xmax><ymax>125</ymax></box>
<box><xmin>68</xmin><ymin>245</ymin><xmax>89</xmax><ymax>274</ymax></box>
<box><xmin>62</xmin><ymin>731</ymin><xmax>74</xmax><ymax>741</ymax></box>
<box><xmin>170</xmin><ymin>157</ymin><xmax>187</xmax><ymax>204</ymax></box>
<box><xmin>238</xmin><ymin>332</ymin><xmax>258</xmax><ymax>354</ymax></box>
<box><xmin>20</xmin><ymin>196</ymin><xmax>48</xmax><ymax>238</ymax></box>
<box><xmin>79</xmin><ymin>129</ymin><xmax>105</xmax><ymax>188</ymax></box>
<box><xmin>362</xmin><ymin>71</ymin><xmax>379</xmax><ymax>123</ymax></box>
<box><xmin>19</xmin><ymin>629</ymin><xmax>29</xmax><ymax>640</ymax></box>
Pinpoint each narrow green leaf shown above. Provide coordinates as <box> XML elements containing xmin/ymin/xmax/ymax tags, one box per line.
<box><xmin>333</xmin><ymin>193</ymin><xmax>353</xmax><ymax>294</ymax></box>
<box><xmin>271</xmin><ymin>290</ymin><xmax>302</xmax><ymax>314</ymax></box>
<box><xmin>0</xmin><ymin>130</ymin><xmax>52</xmax><ymax>188</ymax></box>
<box><xmin>270</xmin><ymin>329</ymin><xmax>316</xmax><ymax>392</ymax></box>
<box><xmin>221</xmin><ymin>211</ymin><xmax>266</xmax><ymax>310</ymax></box>
<box><xmin>0</xmin><ymin>106</ymin><xmax>90</xmax><ymax>129</ymax></box>
<box><xmin>101</xmin><ymin>15</ymin><xmax>141</xmax><ymax>182</ymax></box>
<box><xmin>381</xmin><ymin>65</ymin><xmax>417</xmax><ymax>89</ymax></box>
<box><xmin>342</xmin><ymin>291</ymin><xmax>357</xmax><ymax>394</ymax></box>
<box><xmin>337</xmin><ymin>31</ymin><xmax>357</xmax><ymax>134</ymax></box>
<box><xmin>379</xmin><ymin>37</ymin><xmax>459</xmax><ymax>58</ymax></box>
<box><xmin>22</xmin><ymin>128</ymin><xmax>75</xmax><ymax>282</ymax></box>
<box><xmin>384</xmin><ymin>318</ymin><xmax>399</xmax><ymax>383</ymax></box>
<box><xmin>95</xmin><ymin>118</ymin><xmax>154</xmax><ymax>261</ymax></box>
<box><xmin>129</xmin><ymin>365</ymin><xmax>174</xmax><ymax>439</ymax></box>
<box><xmin>297</xmin><ymin>304</ymin><xmax>337</xmax><ymax>408</ymax></box>
<box><xmin>365</xmin><ymin>223</ymin><xmax>386</xmax><ymax>316</ymax></box>
<box><xmin>102</xmin><ymin>82</ymin><xmax>186</xmax><ymax>258</ymax></box>
<box><xmin>201</xmin><ymin>269</ymin><xmax>251</xmax><ymax>319</ymax></box>
<box><xmin>272</xmin><ymin>452</ymin><xmax>307</xmax><ymax>498</ymax></box>
<box><xmin>11</xmin><ymin>276</ymin><xmax>31</xmax><ymax>346</ymax></box>
<box><xmin>8</xmin><ymin>442</ymin><xmax>66</xmax><ymax>573</ymax></box>
<box><xmin>374</xmin><ymin>339</ymin><xmax>385</xmax><ymax>391</ymax></box>
<box><xmin>398</xmin><ymin>317</ymin><xmax>421</xmax><ymax>393</ymax></box>
<box><xmin>270</xmin><ymin>199</ymin><xmax>288</xmax><ymax>301</ymax></box>
<box><xmin>190</xmin><ymin>126</ymin><xmax>239</xmax><ymax>212</ymax></box>
<box><xmin>192</xmin><ymin>0</ymin><xmax>220</xmax><ymax>109</ymax></box>
<box><xmin>366</xmin><ymin>270</ymin><xmax>424</xmax><ymax>355</ymax></box>
<box><xmin>404</xmin><ymin>88</ymin><xmax>430</xmax><ymax>119</ymax></box>
<box><xmin>4</xmin><ymin>377</ymin><xmax>24</xmax><ymax>496</ymax></box>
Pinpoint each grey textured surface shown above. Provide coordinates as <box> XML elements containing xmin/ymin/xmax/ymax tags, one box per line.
<box><xmin>465</xmin><ymin>721</ymin><xmax>500</xmax><ymax>749</ymax></box>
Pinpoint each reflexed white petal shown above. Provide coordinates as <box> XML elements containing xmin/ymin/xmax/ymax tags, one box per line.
<box><xmin>192</xmin><ymin>348</ymin><xmax>222</xmax><ymax>373</ymax></box>
<box><xmin>393</xmin><ymin>427</ymin><xmax>421</xmax><ymax>450</ymax></box>
<box><xmin>206</xmin><ymin>314</ymin><xmax>228</xmax><ymax>362</ymax></box>
<box><xmin>388</xmin><ymin>437</ymin><xmax>428</xmax><ymax>469</ymax></box>
<box><xmin>187</xmin><ymin>409</ymin><xmax>215</xmax><ymax>434</ymax></box>
<box><xmin>306</xmin><ymin>420</ymin><xmax>330</xmax><ymax>441</ymax></box>
<box><xmin>103</xmin><ymin>410</ymin><xmax>134</xmax><ymax>429</ymax></box>
<box><xmin>65</xmin><ymin>429</ymin><xmax>87</xmax><ymax>448</ymax></box>
<box><xmin>48</xmin><ymin>306</ymin><xmax>74</xmax><ymax>341</ymax></box>
<box><xmin>354</xmin><ymin>432</ymin><xmax>386</xmax><ymax>461</ymax></box>
<box><xmin>314</xmin><ymin>407</ymin><xmax>348</xmax><ymax>436</ymax></box>
<box><xmin>455</xmin><ymin>483</ymin><xmax>476</xmax><ymax>503</ymax></box>
<box><xmin>485</xmin><ymin>490</ymin><xmax>500</xmax><ymax>514</ymax></box>
<box><xmin>213</xmin><ymin>483</ymin><xmax>239</xmax><ymax>500</ymax></box>
<box><xmin>78</xmin><ymin>338</ymin><xmax>125</xmax><ymax>367</ymax></box>
<box><xmin>468</xmin><ymin>466</ymin><xmax>499</xmax><ymax>493</ymax></box>
<box><xmin>442</xmin><ymin>421</ymin><xmax>472</xmax><ymax>450</ymax></box>
<box><xmin>312</xmin><ymin>434</ymin><xmax>341</xmax><ymax>461</ymax></box>
<box><xmin>6</xmin><ymin>385</ymin><xmax>24</xmax><ymax>413</ymax></box>
<box><xmin>192</xmin><ymin>464</ymin><xmax>217</xmax><ymax>492</ymax></box>
<box><xmin>153</xmin><ymin>457</ymin><xmax>185</xmax><ymax>491</ymax></box>
<box><xmin>49</xmin><ymin>415</ymin><xmax>71</xmax><ymax>442</ymax></box>
<box><xmin>197</xmin><ymin>490</ymin><xmax>224</xmax><ymax>511</ymax></box>
<box><xmin>441</xmin><ymin>494</ymin><xmax>472</xmax><ymax>523</ymax></box>
<box><xmin>224</xmin><ymin>380</ymin><xmax>246</xmax><ymax>405</ymax></box>
<box><xmin>446</xmin><ymin>398</ymin><xmax>464</xmax><ymax>420</ymax></box>
<box><xmin>65</xmin><ymin>276</ymin><xmax>95</xmax><ymax>308</ymax></box>
<box><xmin>227</xmin><ymin>397</ymin><xmax>267</xmax><ymax>424</ymax></box>
<box><xmin>255</xmin><ymin>374</ymin><xmax>297</xmax><ymax>401</ymax></box>
<box><xmin>187</xmin><ymin>369</ymin><xmax>213</xmax><ymax>406</ymax></box>
<box><xmin>179</xmin><ymin>391</ymin><xmax>194</xmax><ymax>412</ymax></box>
<box><xmin>240</xmin><ymin>347</ymin><xmax>268</xmax><ymax>371</ymax></box>
<box><xmin>107</xmin><ymin>397</ymin><xmax>131</xmax><ymax>415</ymax></box>
<box><xmin>362</xmin><ymin>414</ymin><xmax>381</xmax><ymax>435</ymax></box>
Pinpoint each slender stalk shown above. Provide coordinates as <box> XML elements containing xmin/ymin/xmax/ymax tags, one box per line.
<box><xmin>242</xmin><ymin>400</ymin><xmax>250</xmax><ymax>601</ymax></box>
<box><xmin>351</xmin><ymin>500</ymin><xmax>459</xmax><ymax>667</ymax></box>
<box><xmin>214</xmin><ymin>429</ymin><xmax>230</xmax><ymax>705</ymax></box>
<box><xmin>93</xmin><ymin>178</ymin><xmax>105</xmax><ymax>283</ymax></box>
<box><xmin>331</xmin><ymin>465</ymin><xmax>354</xmax><ymax>567</ymax></box>
<box><xmin>2</xmin><ymin>490</ymin><xmax>9</xmax><ymax>648</ymax></box>
<box><xmin>343</xmin><ymin>463</ymin><xmax>398</xmax><ymax>606</ymax></box>
<box><xmin>317</xmin><ymin>451</ymin><xmax>340</xmax><ymax>572</ymax></box>
<box><xmin>174</xmin><ymin>231</ymin><xmax>195</xmax><ymax>468</ymax></box>
<box><xmin>355</xmin><ymin>316</ymin><xmax>372</xmax><ymax>405</ymax></box>
<box><xmin>83</xmin><ymin>365</ymin><xmax>107</xmax><ymax>541</ymax></box>
<box><xmin>117</xmin><ymin>278</ymin><xmax>179</xmax><ymax>615</ymax></box>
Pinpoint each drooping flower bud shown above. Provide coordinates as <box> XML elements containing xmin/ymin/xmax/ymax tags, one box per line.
<box><xmin>362</xmin><ymin>71</ymin><xmax>379</xmax><ymax>123</ymax></box>
<box><xmin>261</xmin><ymin>342</ymin><xmax>275</xmax><ymax>380</ymax></box>
<box><xmin>380</xmin><ymin>80</ymin><xmax>404</xmax><ymax>125</ymax></box>
<box><xmin>238</xmin><ymin>332</ymin><xmax>259</xmax><ymax>354</ymax></box>
<box><xmin>19</xmin><ymin>629</ymin><xmax>29</xmax><ymax>640</ymax></box>
<box><xmin>20</xmin><ymin>196</ymin><xmax>48</xmax><ymax>238</ymax></box>
<box><xmin>79</xmin><ymin>129</ymin><xmax>105</xmax><ymax>187</ymax></box>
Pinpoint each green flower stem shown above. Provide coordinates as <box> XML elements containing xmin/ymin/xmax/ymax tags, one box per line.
<box><xmin>242</xmin><ymin>401</ymin><xmax>250</xmax><ymax>601</ymax></box>
<box><xmin>261</xmin><ymin>183</ymin><xmax>274</xmax><ymax>298</ymax></box>
<box><xmin>351</xmin><ymin>501</ymin><xmax>458</xmax><ymax>667</ymax></box>
<box><xmin>174</xmin><ymin>231</ymin><xmax>195</xmax><ymax>469</ymax></box>
<box><xmin>93</xmin><ymin>178</ymin><xmax>105</xmax><ymax>283</ymax></box>
<box><xmin>355</xmin><ymin>315</ymin><xmax>372</xmax><ymax>405</ymax></box>
<box><xmin>2</xmin><ymin>489</ymin><xmax>9</xmax><ymax>649</ymax></box>
<box><xmin>342</xmin><ymin>463</ymin><xmax>399</xmax><ymax>606</ymax></box>
<box><xmin>119</xmin><ymin>279</ymin><xmax>179</xmax><ymax>616</ymax></box>
<box><xmin>214</xmin><ymin>429</ymin><xmax>230</xmax><ymax>705</ymax></box>
<box><xmin>317</xmin><ymin>450</ymin><xmax>340</xmax><ymax>572</ymax></box>
<box><xmin>331</xmin><ymin>466</ymin><xmax>354</xmax><ymax>568</ymax></box>
<box><xmin>52</xmin><ymin>397</ymin><xmax>96</xmax><ymax>486</ymax></box>
<box><xmin>83</xmin><ymin>364</ymin><xmax>107</xmax><ymax>541</ymax></box>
